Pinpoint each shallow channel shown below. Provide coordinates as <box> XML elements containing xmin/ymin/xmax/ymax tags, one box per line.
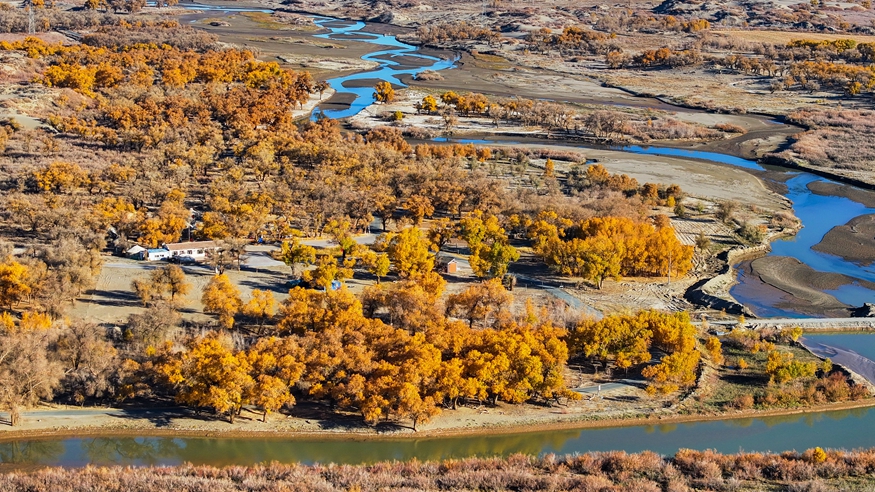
<box><xmin>309</xmin><ymin>17</ymin><xmax>456</xmax><ymax>119</ymax></box>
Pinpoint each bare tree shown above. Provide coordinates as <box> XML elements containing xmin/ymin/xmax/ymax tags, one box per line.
<box><xmin>0</xmin><ymin>329</ymin><xmax>62</xmax><ymax>426</ymax></box>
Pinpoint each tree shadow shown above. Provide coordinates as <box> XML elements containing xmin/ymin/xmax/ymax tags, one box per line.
<box><xmin>237</xmin><ymin>279</ymin><xmax>290</xmax><ymax>294</ymax></box>
<box><xmin>721</xmin><ymin>373</ymin><xmax>768</xmax><ymax>386</ymax></box>
<box><xmin>287</xmin><ymin>402</ymin><xmax>407</xmax><ymax>433</ymax></box>
<box><xmin>81</xmin><ymin>289</ymin><xmax>141</xmax><ymax>308</ymax></box>
<box><xmin>109</xmin><ymin>405</ymin><xmax>212</xmax><ymax>427</ymax></box>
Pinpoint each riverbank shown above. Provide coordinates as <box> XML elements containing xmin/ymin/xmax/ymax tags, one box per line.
<box><xmin>2</xmin><ymin>397</ymin><xmax>874</xmax><ymax>443</ymax></box>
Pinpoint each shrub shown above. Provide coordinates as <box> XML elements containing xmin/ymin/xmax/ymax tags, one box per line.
<box><xmin>729</xmin><ymin>393</ymin><xmax>754</xmax><ymax>409</ymax></box>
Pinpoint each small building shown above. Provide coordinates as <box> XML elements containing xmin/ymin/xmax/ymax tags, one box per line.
<box><xmin>163</xmin><ymin>241</ymin><xmax>220</xmax><ymax>262</ymax></box>
<box><xmin>126</xmin><ymin>245</ymin><xmax>146</xmax><ymax>259</ymax></box>
<box><xmin>143</xmin><ymin>248</ymin><xmax>171</xmax><ymax>261</ymax></box>
<box><xmin>436</xmin><ymin>254</ymin><xmax>458</xmax><ymax>274</ymax></box>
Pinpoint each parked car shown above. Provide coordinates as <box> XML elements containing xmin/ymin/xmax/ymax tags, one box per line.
<box><xmin>168</xmin><ymin>255</ymin><xmax>197</xmax><ymax>265</ymax></box>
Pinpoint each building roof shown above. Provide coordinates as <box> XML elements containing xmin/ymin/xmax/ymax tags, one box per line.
<box><xmin>164</xmin><ymin>241</ymin><xmax>219</xmax><ymax>251</ymax></box>
<box><xmin>126</xmin><ymin>245</ymin><xmax>146</xmax><ymax>254</ymax></box>
<box><xmin>435</xmin><ymin>254</ymin><xmax>458</xmax><ymax>266</ymax></box>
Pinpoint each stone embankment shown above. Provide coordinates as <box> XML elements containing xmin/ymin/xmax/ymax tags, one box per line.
<box><xmin>684</xmin><ymin>241</ymin><xmax>776</xmax><ymax>317</ymax></box>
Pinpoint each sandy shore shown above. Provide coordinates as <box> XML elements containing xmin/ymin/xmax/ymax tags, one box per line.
<box><xmin>742</xmin><ymin>256</ymin><xmax>870</xmax><ymax>317</ymax></box>
<box><xmin>813</xmin><ymin>214</ymin><xmax>875</xmax><ymax>266</ymax></box>
<box><xmin>808</xmin><ymin>181</ymin><xmax>875</xmax><ymax>208</ymax></box>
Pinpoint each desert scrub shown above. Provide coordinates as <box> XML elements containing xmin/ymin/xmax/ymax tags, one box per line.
<box><xmin>703</xmin><ymin>328</ymin><xmax>867</xmax><ymax>411</ymax></box>
<box><xmin>6</xmin><ymin>450</ymin><xmax>875</xmax><ymax>491</ymax></box>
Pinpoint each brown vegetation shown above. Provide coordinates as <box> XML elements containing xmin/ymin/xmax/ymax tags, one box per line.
<box><xmin>6</xmin><ymin>449</ymin><xmax>875</xmax><ymax>490</ymax></box>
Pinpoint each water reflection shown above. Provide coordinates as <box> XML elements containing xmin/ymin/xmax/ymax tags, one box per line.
<box><xmin>0</xmin><ymin>440</ymin><xmax>64</xmax><ymax>464</ymax></box>
<box><xmin>81</xmin><ymin>437</ymin><xmax>184</xmax><ymax>466</ymax></box>
<box><xmin>3</xmin><ymin>406</ymin><xmax>875</xmax><ymax>467</ymax></box>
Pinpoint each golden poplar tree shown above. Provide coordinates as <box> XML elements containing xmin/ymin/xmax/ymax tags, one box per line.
<box><xmin>201</xmin><ymin>274</ymin><xmax>243</xmax><ymax>328</ymax></box>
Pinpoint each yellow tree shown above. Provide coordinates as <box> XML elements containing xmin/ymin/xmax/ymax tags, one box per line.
<box><xmin>705</xmin><ymin>336</ymin><xmax>724</xmax><ymax>365</ymax></box>
<box><xmin>132</xmin><ymin>265</ymin><xmax>190</xmax><ymax>306</ymax></box>
<box><xmin>459</xmin><ymin>212</ymin><xmax>519</xmax><ymax>278</ymax></box>
<box><xmin>382</xmin><ymin>227</ymin><xmax>434</xmax><ymax>278</ymax></box>
<box><xmin>404</xmin><ymin>195</ymin><xmax>434</xmax><ymax>226</ymax></box>
<box><xmin>373</xmin><ymin>81</ymin><xmax>395</xmax><ymax>104</ymax></box>
<box><xmin>395</xmin><ymin>383</ymin><xmax>439</xmax><ymax>431</ymax></box>
<box><xmin>446</xmin><ymin>279</ymin><xmax>512</xmax><ymax>328</ymax></box>
<box><xmin>361</xmin><ymin>250</ymin><xmax>391</xmax><ymax>283</ymax></box>
<box><xmin>246</xmin><ymin>337</ymin><xmax>303</xmax><ymax>422</ymax></box>
<box><xmin>158</xmin><ymin>332</ymin><xmax>254</xmax><ymax>423</ymax></box>
<box><xmin>277</xmin><ymin>287</ymin><xmax>364</xmax><ymax>335</ymax></box>
<box><xmin>201</xmin><ymin>274</ymin><xmax>243</xmax><ymax>329</ymax></box>
<box><xmin>303</xmin><ymin>255</ymin><xmax>352</xmax><ymax>290</ymax></box>
<box><xmin>0</xmin><ymin>258</ymin><xmax>31</xmax><ymax>309</ymax></box>
<box><xmin>427</xmin><ymin>217</ymin><xmax>456</xmax><ymax>252</ymax></box>
<box><xmin>33</xmin><ymin>161</ymin><xmax>89</xmax><ymax>194</ymax></box>
<box><xmin>568</xmin><ymin>312</ymin><xmax>652</xmax><ymax>371</ymax></box>
<box><xmin>418</xmin><ymin>94</ymin><xmax>438</xmax><ymax>114</ymax></box>
<box><xmin>642</xmin><ymin>349</ymin><xmax>701</xmax><ymax>394</ymax></box>
<box><xmin>765</xmin><ymin>350</ymin><xmax>817</xmax><ymax>384</ymax></box>
<box><xmin>251</xmin><ymin>374</ymin><xmax>292</xmax><ymax>422</ymax></box>
<box><xmin>242</xmin><ymin>289</ymin><xmax>277</xmax><ymax>332</ymax></box>
<box><xmin>280</xmin><ymin>238</ymin><xmax>316</xmax><ymax>277</ymax></box>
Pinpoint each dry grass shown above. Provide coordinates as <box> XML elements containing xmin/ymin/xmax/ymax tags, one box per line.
<box><xmin>713</xmin><ymin>30</ymin><xmax>875</xmax><ymax>45</ymax></box>
<box><xmin>4</xmin><ymin>451</ymin><xmax>875</xmax><ymax>491</ymax></box>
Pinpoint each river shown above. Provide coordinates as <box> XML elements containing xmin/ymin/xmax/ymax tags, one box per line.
<box><xmin>3</xmin><ymin>406</ymin><xmax>875</xmax><ymax>467</ymax></box>
<box><xmin>309</xmin><ymin>18</ymin><xmax>456</xmax><ymax>119</ymax></box>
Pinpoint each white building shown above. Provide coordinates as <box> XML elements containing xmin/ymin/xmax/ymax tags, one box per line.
<box><xmin>138</xmin><ymin>241</ymin><xmax>220</xmax><ymax>262</ymax></box>
<box><xmin>164</xmin><ymin>241</ymin><xmax>220</xmax><ymax>261</ymax></box>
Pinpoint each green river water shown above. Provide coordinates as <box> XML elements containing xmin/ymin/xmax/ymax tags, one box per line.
<box><xmin>2</xmin><ymin>406</ymin><xmax>875</xmax><ymax>467</ymax></box>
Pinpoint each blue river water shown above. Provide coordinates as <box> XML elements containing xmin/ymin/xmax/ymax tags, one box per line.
<box><xmin>729</xmin><ymin>172</ymin><xmax>875</xmax><ymax>317</ymax></box>
<box><xmin>309</xmin><ymin>17</ymin><xmax>456</xmax><ymax>119</ymax></box>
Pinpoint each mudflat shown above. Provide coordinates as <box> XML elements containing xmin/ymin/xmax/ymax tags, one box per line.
<box><xmin>808</xmin><ymin>181</ymin><xmax>875</xmax><ymax>208</ymax></box>
<box><xmin>813</xmin><ymin>214</ymin><xmax>875</xmax><ymax>266</ymax></box>
<box><xmin>743</xmin><ymin>256</ymin><xmax>874</xmax><ymax>317</ymax></box>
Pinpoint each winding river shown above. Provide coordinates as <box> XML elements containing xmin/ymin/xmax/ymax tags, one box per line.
<box><xmin>309</xmin><ymin>18</ymin><xmax>456</xmax><ymax>119</ymax></box>
<box><xmin>3</xmin><ymin>3</ymin><xmax>875</xmax><ymax>469</ymax></box>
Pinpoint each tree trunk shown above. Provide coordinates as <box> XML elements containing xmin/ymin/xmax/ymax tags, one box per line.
<box><xmin>229</xmin><ymin>411</ymin><xmax>235</xmax><ymax>424</ymax></box>
<box><xmin>263</xmin><ymin>410</ymin><xmax>268</xmax><ymax>423</ymax></box>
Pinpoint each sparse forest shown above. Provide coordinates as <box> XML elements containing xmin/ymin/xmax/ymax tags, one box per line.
<box><xmin>0</xmin><ymin>21</ymin><xmax>729</xmax><ymax>430</ymax></box>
